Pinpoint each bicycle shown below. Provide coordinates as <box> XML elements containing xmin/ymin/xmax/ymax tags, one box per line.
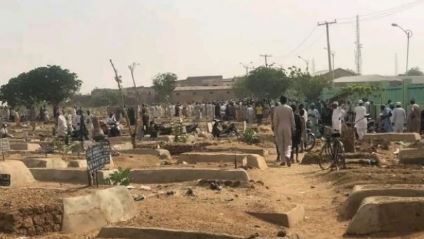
<box><xmin>319</xmin><ymin>126</ymin><xmax>346</xmax><ymax>170</ymax></box>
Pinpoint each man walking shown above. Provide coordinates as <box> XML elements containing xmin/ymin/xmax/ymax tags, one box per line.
<box><xmin>272</xmin><ymin>96</ymin><xmax>295</xmax><ymax>167</ymax></box>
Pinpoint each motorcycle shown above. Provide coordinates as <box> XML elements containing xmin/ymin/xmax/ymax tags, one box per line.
<box><xmin>212</xmin><ymin>120</ymin><xmax>239</xmax><ymax>138</ymax></box>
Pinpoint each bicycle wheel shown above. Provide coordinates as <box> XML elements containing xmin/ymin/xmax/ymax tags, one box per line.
<box><xmin>305</xmin><ymin>133</ymin><xmax>316</xmax><ymax>152</ymax></box>
<box><xmin>333</xmin><ymin>139</ymin><xmax>346</xmax><ymax>170</ymax></box>
<box><xmin>319</xmin><ymin>141</ymin><xmax>333</xmax><ymax>170</ymax></box>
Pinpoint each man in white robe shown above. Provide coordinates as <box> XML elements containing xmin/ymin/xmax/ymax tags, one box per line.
<box><xmin>392</xmin><ymin>102</ymin><xmax>406</xmax><ymax>133</ymax></box>
<box><xmin>354</xmin><ymin>100</ymin><xmax>367</xmax><ymax>140</ymax></box>
<box><xmin>332</xmin><ymin>101</ymin><xmax>345</xmax><ymax>134</ymax></box>
<box><xmin>272</xmin><ymin>96</ymin><xmax>295</xmax><ymax>167</ymax></box>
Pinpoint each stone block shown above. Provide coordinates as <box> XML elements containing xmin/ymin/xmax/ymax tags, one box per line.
<box><xmin>10</xmin><ymin>143</ymin><xmax>40</xmax><ymax>151</ymax></box>
<box><xmin>62</xmin><ymin>186</ymin><xmax>136</xmax><ymax>234</ymax></box>
<box><xmin>247</xmin><ymin>204</ymin><xmax>305</xmax><ymax>228</ymax></box>
<box><xmin>343</xmin><ymin>184</ymin><xmax>424</xmax><ymax>219</ymax></box>
<box><xmin>347</xmin><ymin>196</ymin><xmax>424</xmax><ymax>235</ymax></box>
<box><xmin>399</xmin><ymin>148</ymin><xmax>424</xmax><ymax>164</ymax></box>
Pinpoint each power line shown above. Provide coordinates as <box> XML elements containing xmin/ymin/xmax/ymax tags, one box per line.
<box><xmin>318</xmin><ymin>20</ymin><xmax>337</xmax><ymax>79</ymax></box>
<box><xmin>279</xmin><ymin>26</ymin><xmax>317</xmax><ymax>58</ymax></box>
<box><xmin>337</xmin><ymin>0</ymin><xmax>424</xmax><ymax>24</ymax></box>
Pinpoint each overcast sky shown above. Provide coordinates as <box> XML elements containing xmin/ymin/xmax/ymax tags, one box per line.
<box><xmin>1</xmin><ymin>0</ymin><xmax>423</xmax><ymax>93</ymax></box>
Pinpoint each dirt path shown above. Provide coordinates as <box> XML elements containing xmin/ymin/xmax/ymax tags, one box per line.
<box><xmin>249</xmin><ymin>161</ymin><xmax>348</xmax><ymax>239</ymax></box>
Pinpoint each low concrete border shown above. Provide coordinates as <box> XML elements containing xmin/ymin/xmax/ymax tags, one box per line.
<box><xmin>347</xmin><ymin>196</ymin><xmax>424</xmax><ymax>235</ymax></box>
<box><xmin>247</xmin><ymin>204</ymin><xmax>305</xmax><ymax>227</ymax></box>
<box><xmin>130</xmin><ymin>168</ymin><xmax>250</xmax><ymax>184</ymax></box>
<box><xmin>204</xmin><ymin>145</ymin><xmax>268</xmax><ymax>157</ymax></box>
<box><xmin>179</xmin><ymin>152</ymin><xmax>268</xmax><ymax>170</ymax></box>
<box><xmin>30</xmin><ymin>168</ymin><xmax>111</xmax><ymax>184</ymax></box>
<box><xmin>343</xmin><ymin>184</ymin><xmax>424</xmax><ymax>219</ymax></box>
<box><xmin>97</xmin><ymin>226</ymin><xmax>245</xmax><ymax>239</ymax></box>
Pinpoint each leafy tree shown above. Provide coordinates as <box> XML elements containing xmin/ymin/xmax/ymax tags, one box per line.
<box><xmin>245</xmin><ymin>66</ymin><xmax>291</xmax><ymax>99</ymax></box>
<box><xmin>232</xmin><ymin>76</ymin><xmax>251</xmax><ymax>98</ymax></box>
<box><xmin>0</xmin><ymin>65</ymin><xmax>82</xmax><ymax>110</ymax></box>
<box><xmin>405</xmin><ymin>67</ymin><xmax>424</xmax><ymax>76</ymax></box>
<box><xmin>289</xmin><ymin>67</ymin><xmax>331</xmax><ymax>102</ymax></box>
<box><xmin>152</xmin><ymin>72</ymin><xmax>177</xmax><ymax>102</ymax></box>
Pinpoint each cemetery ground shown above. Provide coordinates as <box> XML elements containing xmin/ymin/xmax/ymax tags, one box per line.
<box><xmin>2</xmin><ymin>123</ymin><xmax>424</xmax><ymax>238</ymax></box>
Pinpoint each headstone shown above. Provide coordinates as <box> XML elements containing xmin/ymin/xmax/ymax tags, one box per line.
<box><xmin>207</xmin><ymin>122</ymin><xmax>213</xmax><ymax>133</ymax></box>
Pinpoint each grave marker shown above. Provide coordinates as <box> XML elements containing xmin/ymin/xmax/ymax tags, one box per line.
<box><xmin>86</xmin><ymin>141</ymin><xmax>111</xmax><ymax>186</ymax></box>
<box><xmin>0</xmin><ymin>173</ymin><xmax>10</xmax><ymax>186</ymax></box>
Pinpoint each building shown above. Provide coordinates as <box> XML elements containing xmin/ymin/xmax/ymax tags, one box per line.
<box><xmin>73</xmin><ymin>75</ymin><xmax>237</xmax><ymax>106</ymax></box>
<box><xmin>322</xmin><ymin>74</ymin><xmax>424</xmax><ymax>108</ymax></box>
<box><xmin>172</xmin><ymin>85</ymin><xmax>235</xmax><ymax>103</ymax></box>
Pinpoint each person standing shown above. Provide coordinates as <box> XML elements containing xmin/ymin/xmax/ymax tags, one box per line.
<box><xmin>272</xmin><ymin>96</ymin><xmax>295</xmax><ymax>167</ymax></box>
<box><xmin>291</xmin><ymin>105</ymin><xmax>302</xmax><ymax>163</ymax></box>
<box><xmin>392</xmin><ymin>102</ymin><xmax>406</xmax><ymax>133</ymax></box>
<box><xmin>407</xmin><ymin>99</ymin><xmax>421</xmax><ymax>134</ymax></box>
<box><xmin>354</xmin><ymin>100</ymin><xmax>367</xmax><ymax>140</ymax></box>
<box><xmin>380</xmin><ymin>105</ymin><xmax>393</xmax><ymax>132</ymax></box>
<box><xmin>331</xmin><ymin>102</ymin><xmax>345</xmax><ymax>134</ymax></box>
<box><xmin>255</xmin><ymin>103</ymin><xmax>264</xmax><ymax>125</ymax></box>
<box><xmin>308</xmin><ymin>104</ymin><xmax>320</xmax><ymax>136</ymax></box>
<box><xmin>56</xmin><ymin>110</ymin><xmax>68</xmax><ymax>138</ymax></box>
<box><xmin>299</xmin><ymin>108</ymin><xmax>307</xmax><ymax>153</ymax></box>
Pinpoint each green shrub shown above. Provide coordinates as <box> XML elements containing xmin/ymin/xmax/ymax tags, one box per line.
<box><xmin>108</xmin><ymin>167</ymin><xmax>131</xmax><ymax>186</ymax></box>
<box><xmin>242</xmin><ymin>128</ymin><xmax>259</xmax><ymax>144</ymax></box>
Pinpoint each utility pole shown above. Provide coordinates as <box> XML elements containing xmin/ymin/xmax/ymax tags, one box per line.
<box><xmin>240</xmin><ymin>62</ymin><xmax>253</xmax><ymax>75</ymax></box>
<box><xmin>318</xmin><ymin>20</ymin><xmax>337</xmax><ymax>79</ymax></box>
<box><xmin>395</xmin><ymin>53</ymin><xmax>399</xmax><ymax>75</ymax></box>
<box><xmin>260</xmin><ymin>54</ymin><xmax>272</xmax><ymax>67</ymax></box>
<box><xmin>311</xmin><ymin>58</ymin><xmax>316</xmax><ymax>74</ymax></box>
<box><xmin>392</xmin><ymin>23</ymin><xmax>413</xmax><ymax>73</ymax></box>
<box><xmin>297</xmin><ymin>56</ymin><xmax>309</xmax><ymax>73</ymax></box>
<box><xmin>355</xmin><ymin>15</ymin><xmax>362</xmax><ymax>75</ymax></box>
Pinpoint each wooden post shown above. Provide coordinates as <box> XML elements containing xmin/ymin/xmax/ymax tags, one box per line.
<box><xmin>129</xmin><ymin>63</ymin><xmax>142</xmax><ymax>145</ymax></box>
<box><xmin>109</xmin><ymin>59</ymin><xmax>134</xmax><ymax>148</ymax></box>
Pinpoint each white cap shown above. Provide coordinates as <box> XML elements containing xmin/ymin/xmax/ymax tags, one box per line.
<box><xmin>358</xmin><ymin>100</ymin><xmax>364</xmax><ymax>104</ymax></box>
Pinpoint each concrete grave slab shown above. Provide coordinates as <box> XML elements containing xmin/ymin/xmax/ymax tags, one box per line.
<box><xmin>247</xmin><ymin>204</ymin><xmax>305</xmax><ymax>228</ymax></box>
<box><xmin>363</xmin><ymin>132</ymin><xmax>421</xmax><ymax>143</ymax></box>
<box><xmin>399</xmin><ymin>148</ymin><xmax>424</xmax><ymax>164</ymax></box>
<box><xmin>62</xmin><ymin>186</ymin><xmax>136</xmax><ymax>234</ymax></box>
<box><xmin>147</xmin><ymin>135</ymin><xmax>175</xmax><ymax>142</ymax></box>
<box><xmin>0</xmin><ymin>160</ymin><xmax>36</xmax><ymax>187</ymax></box>
<box><xmin>10</xmin><ymin>142</ymin><xmax>40</xmax><ymax>151</ymax></box>
<box><xmin>347</xmin><ymin>196</ymin><xmax>424</xmax><ymax>235</ymax></box>
<box><xmin>22</xmin><ymin>157</ymin><xmax>68</xmax><ymax>168</ymax></box>
<box><xmin>119</xmin><ymin>148</ymin><xmax>171</xmax><ymax>160</ymax></box>
<box><xmin>97</xmin><ymin>226</ymin><xmax>245</xmax><ymax>239</ymax></box>
<box><xmin>343</xmin><ymin>184</ymin><xmax>424</xmax><ymax>219</ymax></box>
<box><xmin>130</xmin><ymin>168</ymin><xmax>250</xmax><ymax>184</ymax></box>
<box><xmin>107</xmin><ymin>136</ymin><xmax>132</xmax><ymax>145</ymax></box>
<box><xmin>205</xmin><ymin>145</ymin><xmax>268</xmax><ymax>157</ymax></box>
<box><xmin>111</xmin><ymin>142</ymin><xmax>133</xmax><ymax>151</ymax></box>
<box><xmin>30</xmin><ymin>168</ymin><xmax>112</xmax><ymax>184</ymax></box>
<box><xmin>179</xmin><ymin>152</ymin><xmax>268</xmax><ymax>170</ymax></box>
<box><xmin>257</xmin><ymin>133</ymin><xmax>275</xmax><ymax>143</ymax></box>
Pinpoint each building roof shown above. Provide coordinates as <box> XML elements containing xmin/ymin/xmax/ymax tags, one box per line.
<box><xmin>174</xmin><ymin>85</ymin><xmax>232</xmax><ymax>91</ymax></box>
